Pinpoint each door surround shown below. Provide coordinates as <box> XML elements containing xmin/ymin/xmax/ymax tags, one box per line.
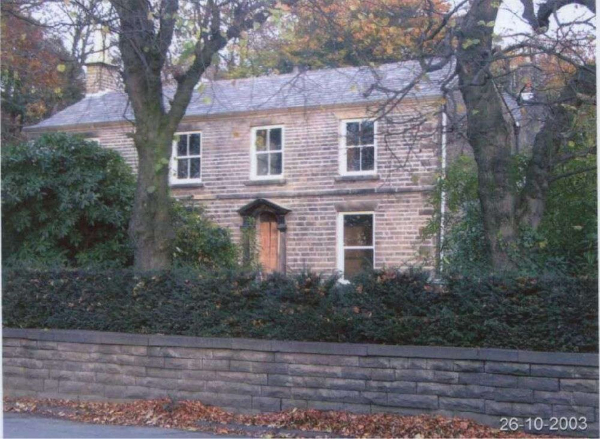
<box><xmin>238</xmin><ymin>198</ymin><xmax>290</xmax><ymax>273</ymax></box>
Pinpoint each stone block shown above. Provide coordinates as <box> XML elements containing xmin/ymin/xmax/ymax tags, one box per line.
<box><xmin>439</xmin><ymin>397</ymin><xmax>485</xmax><ymax>413</ymax></box>
<box><xmin>105</xmin><ymin>385</ymin><xmax>167</xmax><ymax>399</ymax></box>
<box><xmin>206</xmin><ymin>380</ymin><xmax>261</xmax><ymax>395</ymax></box>
<box><xmin>572</xmin><ymin>391</ymin><xmax>600</xmax><ymax>407</ymax></box>
<box><xmin>59</xmin><ymin>381</ymin><xmax>104</xmax><ymax>396</ymax></box>
<box><xmin>489</xmin><ymin>388</ymin><xmax>534</xmax><ymax>403</ymax></box>
<box><xmin>275</xmin><ymin>353</ymin><xmax>358</xmax><ymax>367</ymax></box>
<box><xmin>181</xmin><ymin>370</ymin><xmax>217</xmax><ymax>381</ymax></box>
<box><xmin>458</xmin><ymin>372</ymin><xmax>519</xmax><ymax>388</ymax></box>
<box><xmin>485</xmin><ymin>400</ymin><xmax>512</xmax><ymax>415</ymax></box>
<box><xmin>416</xmin><ymin>383</ymin><xmax>454</xmax><ymax>397</ymax></box>
<box><xmin>518</xmin><ymin>377</ymin><xmax>559</xmax><ymax>391</ymax></box>
<box><xmin>3</xmin><ymin>358</ymin><xmax>44</xmax><ymax>369</ymax></box>
<box><xmin>394</xmin><ymin>369</ymin><xmax>435</xmax><ymax>382</ymax></box>
<box><xmin>49</xmin><ymin>370</ymin><xmax>96</xmax><ymax>383</ymax></box>
<box><xmin>148</xmin><ymin>347</ymin><xmax>212</xmax><ymax>359</ymax></box>
<box><xmin>324</xmin><ymin>378</ymin><xmax>365</xmax><ymax>391</ymax></box>
<box><xmin>530</xmin><ymin>365</ymin><xmax>575</xmax><ymax>378</ymax></box>
<box><xmin>365</xmin><ymin>380</ymin><xmax>416</xmax><ymax>393</ymax></box>
<box><xmin>261</xmin><ymin>385</ymin><xmax>291</xmax><ymax>398</ymax></box>
<box><xmin>406</xmin><ymin>359</ymin><xmax>428</xmax><ymax>369</ymax></box>
<box><xmin>485</xmin><ymin>362</ymin><xmax>530</xmax><ymax>376</ymax></box>
<box><xmin>389</xmin><ymin>358</ymin><xmax>408</xmax><ymax>369</ymax></box>
<box><xmin>291</xmin><ymin>387</ymin><xmax>362</xmax><ymax>403</ymax></box>
<box><xmin>427</xmin><ymin>360</ymin><xmax>454</xmax><ymax>371</ymax></box>
<box><xmin>146</xmin><ymin>367</ymin><xmax>182</xmax><ymax>379</ymax></box>
<box><xmin>249</xmin><ymin>362</ymin><xmax>288</xmax><ymax>374</ymax></box>
<box><xmin>43</xmin><ymin>379</ymin><xmax>59</xmax><ymax>391</ymax></box>
<box><xmin>202</xmin><ymin>359</ymin><xmax>230</xmax><ymax>371</ymax></box>
<box><xmin>96</xmin><ymin>373</ymin><xmax>136</xmax><ymax>386</ymax></box>
<box><xmin>215</xmin><ymin>371</ymin><xmax>268</xmax><ymax>385</ymax></box>
<box><xmin>252</xmin><ymin>397</ymin><xmax>281</xmax><ymax>412</ymax></box>
<box><xmin>512</xmin><ymin>403</ymin><xmax>552</xmax><ymax>418</ymax></box>
<box><xmin>561</xmin><ymin>379</ymin><xmax>598</xmax><ymax>393</ymax></box>
<box><xmin>281</xmin><ymin>399</ymin><xmax>308</xmax><ymax>410</ymax></box>
<box><xmin>387</xmin><ymin>394</ymin><xmax>438</xmax><ymax>409</ymax></box>
<box><xmin>533</xmin><ymin>390</ymin><xmax>573</xmax><ymax>405</ymax></box>
<box><xmin>572</xmin><ymin>367</ymin><xmax>599</xmax><ymax>379</ymax></box>
<box><xmin>359</xmin><ymin>357</ymin><xmax>390</xmax><ymax>368</ymax></box>
<box><xmin>4</xmin><ymin>377</ymin><xmax>44</xmax><ymax>392</ymax></box>
<box><xmin>229</xmin><ymin>360</ymin><xmax>253</xmax><ymax>372</ymax></box>
<box><xmin>433</xmin><ymin>371</ymin><xmax>459</xmax><ymax>383</ymax></box>
<box><xmin>552</xmin><ymin>404</ymin><xmax>596</xmax><ymax>420</ymax></box>
<box><xmin>453</xmin><ymin>361</ymin><xmax>484</xmax><ymax>372</ymax></box>
<box><xmin>289</xmin><ymin>364</ymin><xmax>342</xmax><ymax>378</ymax></box>
<box><xmin>360</xmin><ymin>391</ymin><xmax>387</xmax><ymax>405</ymax></box>
<box><xmin>164</xmin><ymin>358</ymin><xmax>202</xmax><ymax>370</ymax></box>
<box><xmin>97</xmin><ymin>345</ymin><xmax>147</xmax><ymax>356</ymax></box>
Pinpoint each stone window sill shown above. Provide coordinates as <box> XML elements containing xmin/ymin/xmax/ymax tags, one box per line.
<box><xmin>170</xmin><ymin>182</ymin><xmax>205</xmax><ymax>189</ymax></box>
<box><xmin>334</xmin><ymin>174</ymin><xmax>380</xmax><ymax>183</ymax></box>
<box><xmin>244</xmin><ymin>179</ymin><xmax>287</xmax><ymax>186</ymax></box>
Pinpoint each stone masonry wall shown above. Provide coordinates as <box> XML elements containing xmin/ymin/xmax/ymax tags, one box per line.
<box><xmin>4</xmin><ymin>328</ymin><xmax>598</xmax><ymax>436</ymax></box>
<box><xmin>28</xmin><ymin>101</ymin><xmax>442</xmax><ymax>271</ymax></box>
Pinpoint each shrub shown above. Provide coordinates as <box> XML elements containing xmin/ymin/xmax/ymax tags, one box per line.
<box><xmin>3</xmin><ymin>268</ymin><xmax>597</xmax><ymax>352</ymax></box>
<box><xmin>1</xmin><ymin>133</ymin><xmax>135</xmax><ymax>267</ymax></box>
<box><xmin>172</xmin><ymin>201</ymin><xmax>238</xmax><ymax>270</ymax></box>
<box><xmin>1</xmin><ymin>133</ymin><xmax>239</xmax><ymax>269</ymax></box>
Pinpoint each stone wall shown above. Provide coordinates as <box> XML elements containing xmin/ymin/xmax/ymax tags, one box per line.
<box><xmin>4</xmin><ymin>329</ymin><xmax>598</xmax><ymax>436</ymax></box>
<box><xmin>26</xmin><ymin>102</ymin><xmax>441</xmax><ymax>272</ymax></box>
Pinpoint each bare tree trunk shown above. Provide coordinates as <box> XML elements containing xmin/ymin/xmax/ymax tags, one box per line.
<box><xmin>456</xmin><ymin>0</ymin><xmax>519</xmax><ymax>270</ymax></box>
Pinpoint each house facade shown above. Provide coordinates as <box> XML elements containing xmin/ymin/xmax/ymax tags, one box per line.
<box><xmin>25</xmin><ymin>61</ymin><xmax>451</xmax><ymax>277</ymax></box>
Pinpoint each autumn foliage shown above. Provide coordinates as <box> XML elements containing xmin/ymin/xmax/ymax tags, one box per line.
<box><xmin>5</xmin><ymin>397</ymin><xmax>544</xmax><ymax>438</ymax></box>
<box><xmin>1</xmin><ymin>8</ymin><xmax>83</xmax><ymax>143</ymax></box>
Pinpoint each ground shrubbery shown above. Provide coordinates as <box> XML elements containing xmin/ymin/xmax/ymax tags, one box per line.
<box><xmin>3</xmin><ymin>268</ymin><xmax>597</xmax><ymax>352</ymax></box>
<box><xmin>2</xmin><ymin>133</ymin><xmax>237</xmax><ymax>270</ymax></box>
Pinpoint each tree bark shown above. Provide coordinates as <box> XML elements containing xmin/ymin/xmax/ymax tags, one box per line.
<box><xmin>517</xmin><ymin>64</ymin><xmax>596</xmax><ymax>228</ymax></box>
<box><xmin>109</xmin><ymin>0</ymin><xmax>275</xmax><ymax>270</ymax></box>
<box><xmin>455</xmin><ymin>0</ymin><xmax>519</xmax><ymax>270</ymax></box>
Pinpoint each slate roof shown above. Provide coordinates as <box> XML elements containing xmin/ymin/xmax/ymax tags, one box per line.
<box><xmin>26</xmin><ymin>60</ymin><xmax>454</xmax><ymax>131</ymax></box>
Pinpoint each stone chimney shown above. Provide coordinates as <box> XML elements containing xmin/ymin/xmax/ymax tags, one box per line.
<box><xmin>85</xmin><ymin>26</ymin><xmax>121</xmax><ymax>94</ymax></box>
<box><xmin>85</xmin><ymin>62</ymin><xmax>121</xmax><ymax>94</ymax></box>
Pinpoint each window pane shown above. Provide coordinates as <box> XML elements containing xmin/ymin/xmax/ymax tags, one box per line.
<box><xmin>190</xmin><ymin>158</ymin><xmax>201</xmax><ymax>179</ymax></box>
<box><xmin>255</xmin><ymin>129</ymin><xmax>267</xmax><ymax>151</ymax></box>
<box><xmin>270</xmin><ymin>152</ymin><xmax>282</xmax><ymax>175</ymax></box>
<box><xmin>189</xmin><ymin>134</ymin><xmax>201</xmax><ymax>155</ymax></box>
<box><xmin>362</xmin><ymin>146</ymin><xmax>375</xmax><ymax>171</ymax></box>
<box><xmin>269</xmin><ymin>128</ymin><xmax>282</xmax><ymax>151</ymax></box>
<box><xmin>344</xmin><ymin>249</ymin><xmax>374</xmax><ymax>279</ymax></box>
<box><xmin>344</xmin><ymin>214</ymin><xmax>373</xmax><ymax>246</ymax></box>
<box><xmin>346</xmin><ymin>122</ymin><xmax>359</xmax><ymax>146</ymax></box>
<box><xmin>177</xmin><ymin>135</ymin><xmax>187</xmax><ymax>156</ymax></box>
<box><xmin>256</xmin><ymin>154</ymin><xmax>269</xmax><ymax>175</ymax></box>
<box><xmin>346</xmin><ymin>147</ymin><xmax>361</xmax><ymax>172</ymax></box>
<box><xmin>177</xmin><ymin>158</ymin><xmax>189</xmax><ymax>179</ymax></box>
<box><xmin>360</xmin><ymin>121</ymin><xmax>374</xmax><ymax>145</ymax></box>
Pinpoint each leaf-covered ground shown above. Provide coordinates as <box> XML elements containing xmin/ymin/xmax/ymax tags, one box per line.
<box><xmin>4</xmin><ymin>397</ymin><xmax>549</xmax><ymax>438</ymax></box>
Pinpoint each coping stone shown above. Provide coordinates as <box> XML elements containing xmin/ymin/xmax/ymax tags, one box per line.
<box><xmin>3</xmin><ymin>329</ymin><xmax>599</xmax><ymax>367</ymax></box>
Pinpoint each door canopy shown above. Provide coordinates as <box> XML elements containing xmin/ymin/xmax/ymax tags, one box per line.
<box><xmin>238</xmin><ymin>198</ymin><xmax>291</xmax><ymax>230</ymax></box>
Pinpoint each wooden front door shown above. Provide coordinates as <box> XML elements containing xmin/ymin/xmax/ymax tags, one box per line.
<box><xmin>258</xmin><ymin>212</ymin><xmax>279</xmax><ymax>273</ymax></box>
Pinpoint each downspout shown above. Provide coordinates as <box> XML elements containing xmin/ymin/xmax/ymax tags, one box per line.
<box><xmin>439</xmin><ymin>107</ymin><xmax>448</xmax><ymax>273</ymax></box>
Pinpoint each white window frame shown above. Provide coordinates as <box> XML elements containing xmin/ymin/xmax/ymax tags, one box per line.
<box><xmin>170</xmin><ymin>131</ymin><xmax>202</xmax><ymax>185</ymax></box>
<box><xmin>336</xmin><ymin>211</ymin><xmax>376</xmax><ymax>280</ymax></box>
<box><xmin>339</xmin><ymin>119</ymin><xmax>377</xmax><ymax>176</ymax></box>
<box><xmin>250</xmin><ymin>125</ymin><xmax>285</xmax><ymax>180</ymax></box>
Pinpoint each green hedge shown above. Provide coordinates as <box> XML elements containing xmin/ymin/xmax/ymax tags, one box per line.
<box><xmin>3</xmin><ymin>269</ymin><xmax>597</xmax><ymax>352</ymax></box>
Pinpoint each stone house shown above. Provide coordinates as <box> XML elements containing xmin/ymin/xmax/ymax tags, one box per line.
<box><xmin>25</xmin><ymin>60</ymin><xmax>454</xmax><ymax>277</ymax></box>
